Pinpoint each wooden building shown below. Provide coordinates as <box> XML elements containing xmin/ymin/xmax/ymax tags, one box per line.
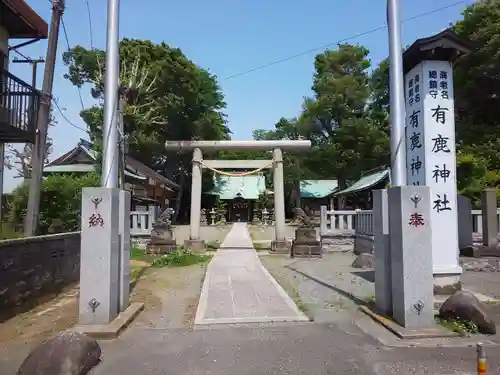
<box><xmin>1</xmin><ymin>0</ymin><xmax>48</xmax><ymax>143</ymax></box>
<box><xmin>333</xmin><ymin>167</ymin><xmax>390</xmax><ymax>209</ymax></box>
<box><xmin>44</xmin><ymin>139</ymin><xmax>180</xmax><ymax>212</ymax></box>
<box><xmin>299</xmin><ymin>180</ymin><xmax>338</xmax><ymax>215</ymax></box>
<box><xmin>207</xmin><ymin>175</ymin><xmax>269</xmax><ymax>222</ymax></box>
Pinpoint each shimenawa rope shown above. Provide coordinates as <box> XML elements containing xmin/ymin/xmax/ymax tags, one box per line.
<box><xmin>194</xmin><ymin>160</ymin><xmax>272</xmax><ymax>177</ymax></box>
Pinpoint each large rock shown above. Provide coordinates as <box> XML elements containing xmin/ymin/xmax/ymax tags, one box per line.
<box><xmin>17</xmin><ymin>331</ymin><xmax>101</xmax><ymax>375</ymax></box>
<box><xmin>439</xmin><ymin>290</ymin><xmax>496</xmax><ymax>335</ymax></box>
<box><xmin>352</xmin><ymin>253</ymin><xmax>375</xmax><ymax>269</ymax></box>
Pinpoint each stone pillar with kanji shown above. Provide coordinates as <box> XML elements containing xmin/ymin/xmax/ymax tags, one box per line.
<box><xmin>403</xmin><ymin>30</ymin><xmax>472</xmax><ymax>295</ymax></box>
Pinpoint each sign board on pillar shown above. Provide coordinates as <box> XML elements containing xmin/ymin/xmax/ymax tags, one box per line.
<box><xmin>404</xmin><ymin>60</ymin><xmax>461</xmax><ymax>277</ymax></box>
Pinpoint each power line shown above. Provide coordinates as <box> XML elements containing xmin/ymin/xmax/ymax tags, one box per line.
<box><xmin>55</xmin><ymin>0</ymin><xmax>119</xmax><ymax>187</ymax></box>
<box><xmin>9</xmin><ymin>47</ymin><xmax>31</xmax><ymax>61</ymax></box>
<box><xmin>52</xmin><ymin>97</ymin><xmax>88</xmax><ymax>133</ymax></box>
<box><xmin>86</xmin><ymin>0</ymin><xmax>94</xmax><ymax>49</ymax></box>
<box><xmin>223</xmin><ymin>0</ymin><xmax>468</xmax><ymax>80</ymax></box>
<box><xmin>60</xmin><ymin>16</ymin><xmax>86</xmax><ymax>111</ymax></box>
<box><xmin>60</xmin><ymin>17</ymin><xmax>71</xmax><ymax>51</ymax></box>
<box><xmin>46</xmin><ymin>0</ymin><xmax>118</xmax><ymax>187</ymax></box>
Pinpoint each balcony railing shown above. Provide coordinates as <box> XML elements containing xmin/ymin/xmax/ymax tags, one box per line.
<box><xmin>0</xmin><ymin>69</ymin><xmax>40</xmax><ymax>143</ymax></box>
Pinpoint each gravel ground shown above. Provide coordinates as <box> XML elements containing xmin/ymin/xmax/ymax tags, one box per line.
<box><xmin>260</xmin><ymin>252</ymin><xmax>373</xmax><ymax>323</ymax></box>
<box><xmin>461</xmin><ymin>257</ymin><xmax>500</xmax><ymax>299</ymax></box>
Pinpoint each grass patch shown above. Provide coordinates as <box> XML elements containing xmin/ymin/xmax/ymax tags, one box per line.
<box><xmin>436</xmin><ymin>316</ymin><xmax>478</xmax><ymax>336</ymax></box>
<box><xmin>253</xmin><ymin>241</ymin><xmax>269</xmax><ymax>251</ymax></box>
<box><xmin>285</xmin><ymin>284</ymin><xmax>311</xmax><ymax>318</ymax></box>
<box><xmin>152</xmin><ymin>248</ymin><xmax>212</xmax><ymax>267</ymax></box>
<box><xmin>205</xmin><ymin>241</ymin><xmax>220</xmax><ymax>251</ymax></box>
<box><xmin>130</xmin><ymin>266</ymin><xmax>144</xmax><ymax>281</ymax></box>
<box><xmin>0</xmin><ymin>224</ymin><xmax>24</xmax><ymax>240</ymax></box>
<box><xmin>130</xmin><ymin>246</ymin><xmax>165</xmax><ymax>263</ymax></box>
<box><xmin>261</xmin><ymin>259</ymin><xmax>312</xmax><ymax>320</ymax></box>
<box><xmin>130</xmin><ymin>246</ymin><xmax>148</xmax><ymax>261</ymax></box>
<box><xmin>295</xmin><ymin>297</ymin><xmax>310</xmax><ymax>316</ymax></box>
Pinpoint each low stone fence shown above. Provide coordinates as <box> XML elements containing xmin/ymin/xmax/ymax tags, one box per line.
<box><xmin>0</xmin><ymin>232</ymin><xmax>81</xmax><ymax>321</ymax></box>
<box><xmin>319</xmin><ymin>207</ymin><xmax>357</xmax><ymax>236</ymax></box>
<box><xmin>320</xmin><ymin>196</ymin><xmax>497</xmax><ymax>254</ymax></box>
<box><xmin>353</xmin><ymin>210</ymin><xmax>374</xmax><ymax>254</ymax></box>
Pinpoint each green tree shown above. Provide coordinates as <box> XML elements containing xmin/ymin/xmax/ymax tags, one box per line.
<box><xmin>62</xmin><ymin>40</ymin><xmax>231</xmax><ymax>221</ymax></box>
<box><xmin>300</xmin><ymin>44</ymin><xmax>390</xmax><ymax>205</ymax></box>
<box><xmin>453</xmin><ymin>0</ymin><xmax>500</xmax><ymax>148</ymax></box>
<box><xmin>253</xmin><ymin>117</ymin><xmax>312</xmax><ymax>210</ymax></box>
<box><xmin>452</xmin><ymin>1</ymin><xmax>500</xmax><ymax>203</ymax></box>
<box><xmin>9</xmin><ymin>173</ymin><xmax>100</xmax><ymax>235</ymax></box>
<box><xmin>367</xmin><ymin>58</ymin><xmax>390</xmax><ymax>133</ymax></box>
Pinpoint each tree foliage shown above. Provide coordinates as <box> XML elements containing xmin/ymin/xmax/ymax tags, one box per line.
<box><xmin>252</xmin><ymin>1</ymin><xmax>500</xmax><ymax>208</ymax></box>
<box><xmin>453</xmin><ymin>1</ymin><xmax>500</xmax><ymax>148</ymax></box>
<box><xmin>253</xmin><ymin>44</ymin><xmax>389</xmax><ymax>207</ymax></box>
<box><xmin>5</xmin><ymin>112</ymin><xmax>56</xmax><ymax>179</ymax></box>
<box><xmin>451</xmin><ymin>1</ymin><xmax>500</xmax><ymax>204</ymax></box>
<box><xmin>63</xmin><ymin>39</ymin><xmax>231</xmax><ymax>221</ymax></box>
<box><xmin>55</xmin><ymin>1</ymin><xmax>500</xmax><ymax>219</ymax></box>
<box><xmin>8</xmin><ymin>173</ymin><xmax>100</xmax><ymax>235</ymax></box>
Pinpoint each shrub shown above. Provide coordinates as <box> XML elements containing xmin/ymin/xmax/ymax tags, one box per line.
<box><xmin>152</xmin><ymin>248</ymin><xmax>211</xmax><ymax>267</ymax></box>
<box><xmin>8</xmin><ymin>173</ymin><xmax>100</xmax><ymax>235</ymax></box>
<box><xmin>0</xmin><ymin>224</ymin><xmax>24</xmax><ymax>240</ymax></box>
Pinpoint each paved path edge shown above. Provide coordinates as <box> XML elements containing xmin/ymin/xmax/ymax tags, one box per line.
<box><xmin>257</xmin><ymin>256</ymin><xmax>309</xmax><ymax>322</ymax></box>
<box><xmin>194</xmin><ymin>250</ymin><xmax>309</xmax><ymax>326</ymax></box>
<box><xmin>194</xmin><ymin>258</ymin><xmax>212</xmax><ymax>325</ymax></box>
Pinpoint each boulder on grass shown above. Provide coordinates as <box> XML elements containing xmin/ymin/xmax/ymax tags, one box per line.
<box><xmin>17</xmin><ymin>331</ymin><xmax>101</xmax><ymax>375</ymax></box>
<box><xmin>439</xmin><ymin>290</ymin><xmax>496</xmax><ymax>335</ymax></box>
<box><xmin>352</xmin><ymin>253</ymin><xmax>375</xmax><ymax>269</ymax></box>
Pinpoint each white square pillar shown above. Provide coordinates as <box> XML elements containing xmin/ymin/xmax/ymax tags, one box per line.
<box><xmin>404</xmin><ymin>60</ymin><xmax>462</xmax><ymax>293</ymax></box>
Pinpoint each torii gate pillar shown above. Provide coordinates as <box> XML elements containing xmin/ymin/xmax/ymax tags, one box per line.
<box><xmin>272</xmin><ymin>147</ymin><xmax>288</xmax><ymax>252</ymax></box>
<box><xmin>165</xmin><ymin>140</ymin><xmax>312</xmax><ymax>252</ymax></box>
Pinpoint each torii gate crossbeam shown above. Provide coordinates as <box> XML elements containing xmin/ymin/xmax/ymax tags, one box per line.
<box><xmin>165</xmin><ymin>140</ymin><xmax>312</xmax><ymax>253</ymax></box>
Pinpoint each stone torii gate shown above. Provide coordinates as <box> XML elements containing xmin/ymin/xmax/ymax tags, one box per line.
<box><xmin>165</xmin><ymin>140</ymin><xmax>312</xmax><ymax>252</ymax></box>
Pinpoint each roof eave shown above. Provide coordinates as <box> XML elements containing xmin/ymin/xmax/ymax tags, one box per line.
<box><xmin>334</xmin><ymin>170</ymin><xmax>389</xmax><ymax>196</ymax></box>
<box><xmin>2</xmin><ymin>0</ymin><xmax>49</xmax><ymax>39</ymax></box>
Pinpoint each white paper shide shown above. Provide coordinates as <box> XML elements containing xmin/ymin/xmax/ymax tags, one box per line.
<box><xmin>404</xmin><ymin>60</ymin><xmax>461</xmax><ymax>276</ymax></box>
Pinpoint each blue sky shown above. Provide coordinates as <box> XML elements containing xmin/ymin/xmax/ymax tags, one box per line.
<box><xmin>5</xmin><ymin>0</ymin><xmax>473</xmax><ymax>192</ymax></box>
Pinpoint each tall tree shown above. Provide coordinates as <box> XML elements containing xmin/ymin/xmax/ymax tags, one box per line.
<box><xmin>5</xmin><ymin>114</ymin><xmax>55</xmax><ymax>179</ymax></box>
<box><xmin>63</xmin><ymin>39</ymin><xmax>231</xmax><ymax>221</ymax></box>
<box><xmin>453</xmin><ymin>1</ymin><xmax>500</xmax><ymax>151</ymax></box>
<box><xmin>300</xmin><ymin>44</ymin><xmax>390</xmax><ymax>204</ymax></box>
<box><xmin>303</xmin><ymin>44</ymin><xmax>372</xmax><ymax>139</ymax></box>
<box><xmin>5</xmin><ymin>140</ymin><xmax>53</xmax><ymax>179</ymax></box>
<box><xmin>368</xmin><ymin>58</ymin><xmax>390</xmax><ymax>133</ymax></box>
<box><xmin>253</xmin><ymin>117</ymin><xmax>311</xmax><ymax>211</ymax></box>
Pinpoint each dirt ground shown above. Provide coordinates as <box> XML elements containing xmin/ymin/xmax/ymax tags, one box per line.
<box><xmin>130</xmin><ymin>263</ymin><xmax>207</xmax><ymax>330</ymax></box>
<box><xmin>0</xmin><ymin>260</ymin><xmax>207</xmax><ymax>370</ymax></box>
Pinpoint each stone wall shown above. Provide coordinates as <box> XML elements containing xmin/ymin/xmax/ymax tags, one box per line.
<box><xmin>0</xmin><ymin>232</ymin><xmax>80</xmax><ymax>322</ymax></box>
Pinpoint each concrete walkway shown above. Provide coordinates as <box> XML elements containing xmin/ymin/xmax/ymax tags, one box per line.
<box><xmin>195</xmin><ymin>223</ymin><xmax>308</xmax><ymax>325</ymax></box>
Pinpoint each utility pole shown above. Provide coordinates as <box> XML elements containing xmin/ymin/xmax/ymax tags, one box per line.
<box><xmin>387</xmin><ymin>0</ymin><xmax>407</xmax><ymax>187</ymax></box>
<box><xmin>12</xmin><ymin>57</ymin><xmax>45</xmax><ymax>90</ymax></box>
<box><xmin>101</xmin><ymin>0</ymin><xmax>120</xmax><ymax>188</ymax></box>
<box><xmin>24</xmin><ymin>0</ymin><xmax>65</xmax><ymax>236</ymax></box>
